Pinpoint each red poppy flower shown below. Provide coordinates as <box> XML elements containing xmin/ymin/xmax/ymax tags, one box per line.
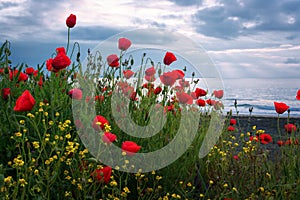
<box><xmin>160</xmin><ymin>71</ymin><xmax>177</xmax><ymax>86</ymax></box>
<box><xmin>194</xmin><ymin>88</ymin><xmax>207</xmax><ymax>98</ymax></box>
<box><xmin>46</xmin><ymin>58</ymin><xmax>58</xmax><ymax>72</ymax></box>
<box><xmin>38</xmin><ymin>76</ymin><xmax>43</xmax><ymax>87</ymax></box>
<box><xmin>296</xmin><ymin>89</ymin><xmax>300</xmax><ymax>100</ymax></box>
<box><xmin>274</xmin><ymin>102</ymin><xmax>289</xmax><ymax>114</ymax></box>
<box><xmin>122</xmin><ymin>141</ymin><xmax>141</xmax><ymax>156</ymax></box>
<box><xmin>285</xmin><ymin>138</ymin><xmax>292</xmax><ymax>145</ymax></box>
<box><xmin>66</xmin><ymin>14</ymin><xmax>76</xmax><ymax>28</ymax></box>
<box><xmin>230</xmin><ymin>119</ymin><xmax>236</xmax><ymax>125</ymax></box>
<box><xmin>52</xmin><ymin>47</ymin><xmax>71</xmax><ymax>71</ymax></box>
<box><xmin>25</xmin><ymin>67</ymin><xmax>35</xmax><ymax>75</ymax></box>
<box><xmin>250</xmin><ymin>136</ymin><xmax>259</xmax><ymax>142</ymax></box>
<box><xmin>145</xmin><ymin>75</ymin><xmax>156</xmax><ymax>82</ymax></box>
<box><xmin>233</xmin><ymin>155</ymin><xmax>239</xmax><ymax>160</ymax></box>
<box><xmin>33</xmin><ymin>70</ymin><xmax>39</xmax><ymax>77</ymax></box>
<box><xmin>259</xmin><ymin>133</ymin><xmax>272</xmax><ymax>144</ymax></box>
<box><xmin>107</xmin><ymin>54</ymin><xmax>119</xmax><ymax>67</ymax></box>
<box><xmin>154</xmin><ymin>87</ymin><xmax>162</xmax><ymax>95</ymax></box>
<box><xmin>179</xmin><ymin>79</ymin><xmax>189</xmax><ymax>87</ymax></box>
<box><xmin>145</xmin><ymin>66</ymin><xmax>156</xmax><ymax>76</ymax></box>
<box><xmin>227</xmin><ymin>126</ymin><xmax>235</xmax><ymax>131</ymax></box>
<box><xmin>2</xmin><ymin>88</ymin><xmax>11</xmax><ymax>100</ymax></box>
<box><xmin>95</xmin><ymin>95</ymin><xmax>105</xmax><ymax>103</ymax></box>
<box><xmin>102</xmin><ymin>132</ymin><xmax>117</xmax><ymax>144</ymax></box>
<box><xmin>172</xmin><ymin>70</ymin><xmax>185</xmax><ymax>79</ymax></box>
<box><xmin>92</xmin><ymin>115</ymin><xmax>110</xmax><ymax>131</ymax></box>
<box><xmin>176</xmin><ymin>92</ymin><xmax>193</xmax><ymax>105</ymax></box>
<box><xmin>214</xmin><ymin>101</ymin><xmax>224</xmax><ymax>110</ymax></box>
<box><xmin>14</xmin><ymin>90</ymin><xmax>35</xmax><ymax>112</ymax></box>
<box><xmin>9</xmin><ymin>69</ymin><xmax>28</xmax><ymax>82</ymax></box>
<box><xmin>196</xmin><ymin>99</ymin><xmax>206</xmax><ymax>107</ymax></box>
<box><xmin>123</xmin><ymin>70</ymin><xmax>134</xmax><ymax>79</ymax></box>
<box><xmin>277</xmin><ymin>140</ymin><xmax>284</xmax><ymax>147</ymax></box>
<box><xmin>68</xmin><ymin>88</ymin><xmax>83</xmax><ymax>100</ymax></box>
<box><xmin>163</xmin><ymin>51</ymin><xmax>177</xmax><ymax>65</ymax></box>
<box><xmin>118</xmin><ymin>37</ymin><xmax>131</xmax><ymax>51</ymax></box>
<box><xmin>142</xmin><ymin>83</ymin><xmax>154</xmax><ymax>89</ymax></box>
<box><xmin>91</xmin><ymin>166</ymin><xmax>112</xmax><ymax>183</ymax></box>
<box><xmin>284</xmin><ymin>123</ymin><xmax>297</xmax><ymax>133</ymax></box>
<box><xmin>130</xmin><ymin>91</ymin><xmax>137</xmax><ymax>101</ymax></box>
<box><xmin>213</xmin><ymin>90</ymin><xmax>224</xmax><ymax>99</ymax></box>
<box><xmin>206</xmin><ymin>99</ymin><xmax>215</xmax><ymax>106</ymax></box>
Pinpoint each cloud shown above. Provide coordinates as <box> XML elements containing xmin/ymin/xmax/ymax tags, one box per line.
<box><xmin>284</xmin><ymin>57</ymin><xmax>300</xmax><ymax>64</ymax></box>
<box><xmin>71</xmin><ymin>26</ymin><xmax>122</xmax><ymax>41</ymax></box>
<box><xmin>192</xmin><ymin>0</ymin><xmax>300</xmax><ymax>39</ymax></box>
<box><xmin>168</xmin><ymin>0</ymin><xmax>202</xmax><ymax>6</ymax></box>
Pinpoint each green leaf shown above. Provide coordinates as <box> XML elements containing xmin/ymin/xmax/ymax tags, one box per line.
<box><xmin>0</xmin><ymin>173</ymin><xmax>4</xmax><ymax>187</ymax></box>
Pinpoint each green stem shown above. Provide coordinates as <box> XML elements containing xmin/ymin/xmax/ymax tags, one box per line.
<box><xmin>66</xmin><ymin>28</ymin><xmax>70</xmax><ymax>54</ymax></box>
<box><xmin>277</xmin><ymin>114</ymin><xmax>281</xmax><ymax>139</ymax></box>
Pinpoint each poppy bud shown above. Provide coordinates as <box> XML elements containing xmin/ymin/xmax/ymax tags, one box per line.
<box><xmin>76</xmin><ymin>52</ymin><xmax>80</xmax><ymax>62</ymax></box>
<box><xmin>249</xmin><ymin>107</ymin><xmax>253</xmax><ymax>113</ymax></box>
<box><xmin>66</xmin><ymin>14</ymin><xmax>76</xmax><ymax>28</ymax></box>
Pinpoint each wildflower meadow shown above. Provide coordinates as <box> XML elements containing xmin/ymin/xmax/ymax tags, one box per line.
<box><xmin>0</xmin><ymin>14</ymin><xmax>300</xmax><ymax>200</ymax></box>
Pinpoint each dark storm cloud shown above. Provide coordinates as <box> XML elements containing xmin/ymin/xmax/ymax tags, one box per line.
<box><xmin>192</xmin><ymin>0</ymin><xmax>300</xmax><ymax>39</ymax></box>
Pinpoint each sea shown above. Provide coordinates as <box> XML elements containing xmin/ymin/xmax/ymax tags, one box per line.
<box><xmin>222</xmin><ymin>78</ymin><xmax>300</xmax><ymax>117</ymax></box>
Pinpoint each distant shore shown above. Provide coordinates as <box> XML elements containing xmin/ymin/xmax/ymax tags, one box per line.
<box><xmin>232</xmin><ymin>115</ymin><xmax>299</xmax><ymax>136</ymax></box>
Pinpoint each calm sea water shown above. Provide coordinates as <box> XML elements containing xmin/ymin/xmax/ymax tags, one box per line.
<box><xmin>222</xmin><ymin>78</ymin><xmax>300</xmax><ymax>117</ymax></box>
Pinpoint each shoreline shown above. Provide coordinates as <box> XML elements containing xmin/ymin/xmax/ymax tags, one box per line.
<box><xmin>231</xmin><ymin>115</ymin><xmax>299</xmax><ymax>134</ymax></box>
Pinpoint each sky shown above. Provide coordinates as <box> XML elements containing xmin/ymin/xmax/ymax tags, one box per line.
<box><xmin>1</xmin><ymin>0</ymin><xmax>300</xmax><ymax>83</ymax></box>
